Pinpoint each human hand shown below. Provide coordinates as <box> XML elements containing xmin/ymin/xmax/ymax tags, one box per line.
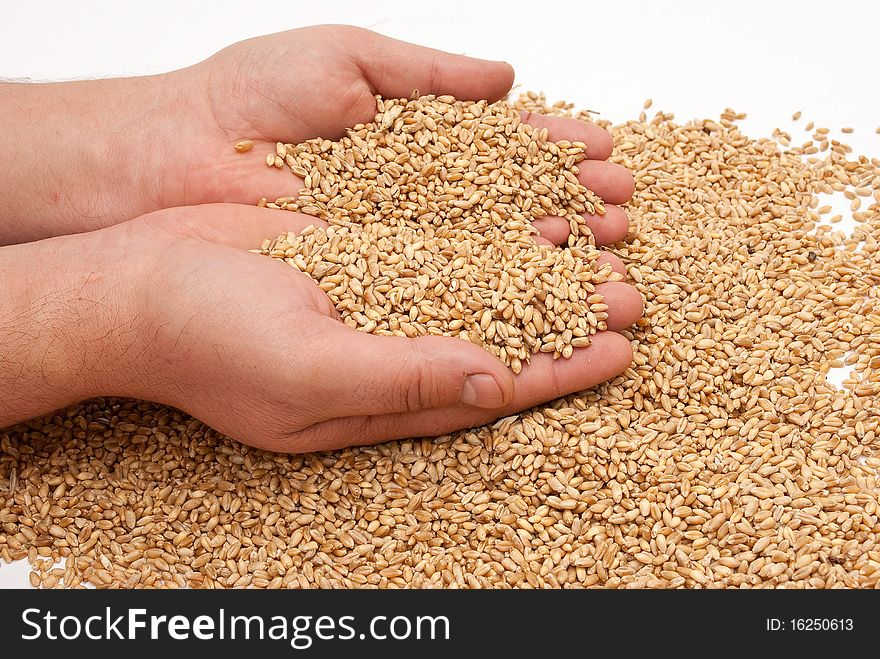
<box><xmin>170</xmin><ymin>25</ymin><xmax>635</xmax><ymax>247</ymax></box>
<box><xmin>1</xmin><ymin>25</ymin><xmax>633</xmax><ymax>249</ymax></box>
<box><xmin>75</xmin><ymin>203</ymin><xmax>642</xmax><ymax>453</ymax></box>
<box><xmin>0</xmin><ymin>25</ymin><xmax>642</xmax><ymax>452</ymax></box>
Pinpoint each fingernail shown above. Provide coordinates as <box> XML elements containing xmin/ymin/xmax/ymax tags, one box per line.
<box><xmin>461</xmin><ymin>374</ymin><xmax>505</xmax><ymax>409</ymax></box>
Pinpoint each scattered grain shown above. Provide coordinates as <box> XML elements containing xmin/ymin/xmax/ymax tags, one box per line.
<box><xmin>2</xmin><ymin>92</ymin><xmax>879</xmax><ymax>590</ymax></box>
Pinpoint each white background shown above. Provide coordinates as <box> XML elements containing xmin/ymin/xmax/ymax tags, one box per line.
<box><xmin>1</xmin><ymin>0</ymin><xmax>877</xmax><ymax>587</ymax></box>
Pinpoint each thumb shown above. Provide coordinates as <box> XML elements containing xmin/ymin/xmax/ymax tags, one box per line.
<box><xmin>354</xmin><ymin>29</ymin><xmax>514</xmax><ymax>102</ymax></box>
<box><xmin>319</xmin><ymin>320</ymin><xmax>515</xmax><ymax>416</ymax></box>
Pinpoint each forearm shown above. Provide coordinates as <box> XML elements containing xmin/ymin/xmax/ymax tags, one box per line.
<box><xmin>0</xmin><ymin>227</ymin><xmax>148</xmax><ymax>426</ymax></box>
<box><xmin>0</xmin><ymin>76</ymin><xmax>183</xmax><ymax>245</ymax></box>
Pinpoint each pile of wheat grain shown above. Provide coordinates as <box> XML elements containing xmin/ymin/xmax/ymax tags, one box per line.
<box><xmin>259</xmin><ymin>94</ymin><xmax>614</xmax><ymax>369</ymax></box>
<box><xmin>2</xmin><ymin>92</ymin><xmax>879</xmax><ymax>589</ymax></box>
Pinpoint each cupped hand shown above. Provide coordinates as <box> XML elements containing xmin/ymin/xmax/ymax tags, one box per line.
<box><xmin>110</xmin><ymin>204</ymin><xmax>641</xmax><ymax>453</ymax></box>
<box><xmin>153</xmin><ymin>25</ymin><xmax>633</xmax><ymax>248</ymax></box>
<box><xmin>1</xmin><ymin>25</ymin><xmax>633</xmax><ymax>252</ymax></box>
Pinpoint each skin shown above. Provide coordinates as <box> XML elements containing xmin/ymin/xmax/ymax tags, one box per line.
<box><xmin>0</xmin><ymin>25</ymin><xmax>642</xmax><ymax>453</ymax></box>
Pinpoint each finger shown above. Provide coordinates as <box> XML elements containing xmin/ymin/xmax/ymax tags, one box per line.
<box><xmin>576</xmin><ymin>161</ymin><xmax>635</xmax><ymax>205</ymax></box>
<box><xmin>531</xmin><ymin>216</ymin><xmax>570</xmax><ymax>246</ymax></box>
<box><xmin>532</xmin><ymin>204</ymin><xmax>630</xmax><ymax>247</ymax></box>
<box><xmin>356</xmin><ymin>30</ymin><xmax>514</xmax><ymax>102</ymax></box>
<box><xmin>499</xmin><ymin>330</ymin><xmax>633</xmax><ymax>406</ymax></box>
<box><xmin>528</xmin><ymin>233</ymin><xmax>627</xmax><ymax>276</ymax></box>
<box><xmin>520</xmin><ymin>111</ymin><xmax>614</xmax><ymax>160</ymax></box>
<box><xmin>594</xmin><ymin>282</ymin><xmax>644</xmax><ymax>331</ymax></box>
<box><xmin>581</xmin><ymin>204</ymin><xmax>630</xmax><ymax>245</ymax></box>
<box><xmin>285</xmin><ymin>331</ymin><xmax>633</xmax><ymax>452</ymax></box>
<box><xmin>595</xmin><ymin>252</ymin><xmax>626</xmax><ymax>275</ymax></box>
<box><xmin>166</xmin><ymin>204</ymin><xmax>329</xmax><ymax>249</ymax></box>
<box><xmin>316</xmin><ymin>321</ymin><xmax>515</xmax><ymax>417</ymax></box>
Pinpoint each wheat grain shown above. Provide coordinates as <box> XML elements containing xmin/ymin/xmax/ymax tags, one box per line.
<box><xmin>260</xmin><ymin>94</ymin><xmax>614</xmax><ymax>366</ymax></box>
<box><xmin>1</xmin><ymin>93</ymin><xmax>879</xmax><ymax>589</ymax></box>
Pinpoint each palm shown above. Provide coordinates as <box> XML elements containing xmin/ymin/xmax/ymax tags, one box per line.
<box><xmin>135</xmin><ymin>208</ymin><xmax>346</xmax><ymax>438</ymax></box>
<box><xmin>140</xmin><ymin>207</ymin><xmax>334</xmax><ymax>320</ymax></box>
<box><xmin>128</xmin><ymin>202</ymin><xmax>641</xmax><ymax>452</ymax></box>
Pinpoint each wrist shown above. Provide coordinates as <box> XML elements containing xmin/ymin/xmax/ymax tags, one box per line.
<box><xmin>0</xmin><ymin>225</ymin><xmax>155</xmax><ymax>425</ymax></box>
<box><xmin>62</xmin><ymin>228</ymin><xmax>156</xmax><ymax>400</ymax></box>
<box><xmin>0</xmin><ymin>73</ymin><xmax>189</xmax><ymax>244</ymax></box>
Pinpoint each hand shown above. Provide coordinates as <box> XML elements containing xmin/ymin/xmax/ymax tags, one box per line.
<box><xmin>80</xmin><ymin>204</ymin><xmax>642</xmax><ymax>453</ymax></box>
<box><xmin>0</xmin><ymin>25</ymin><xmax>642</xmax><ymax>452</ymax></box>
<box><xmin>166</xmin><ymin>25</ymin><xmax>635</xmax><ymax>248</ymax></box>
<box><xmin>1</xmin><ymin>25</ymin><xmax>633</xmax><ymax>249</ymax></box>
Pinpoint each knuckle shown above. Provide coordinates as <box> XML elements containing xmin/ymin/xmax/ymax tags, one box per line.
<box><xmin>390</xmin><ymin>341</ymin><xmax>442</xmax><ymax>412</ymax></box>
<box><xmin>392</xmin><ymin>365</ymin><xmax>427</xmax><ymax>414</ymax></box>
<box><xmin>428</xmin><ymin>56</ymin><xmax>442</xmax><ymax>92</ymax></box>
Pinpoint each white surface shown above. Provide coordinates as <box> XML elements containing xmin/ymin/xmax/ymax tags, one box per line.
<box><xmin>1</xmin><ymin>0</ymin><xmax>877</xmax><ymax>587</ymax></box>
<box><xmin>0</xmin><ymin>558</ymin><xmax>37</xmax><ymax>588</ymax></box>
<box><xmin>1</xmin><ymin>0</ymin><xmax>877</xmax><ymax>155</ymax></box>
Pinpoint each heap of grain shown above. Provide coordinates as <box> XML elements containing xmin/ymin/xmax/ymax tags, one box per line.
<box><xmin>2</xmin><ymin>92</ymin><xmax>880</xmax><ymax>589</ymax></box>
<box><xmin>259</xmin><ymin>94</ymin><xmax>615</xmax><ymax>370</ymax></box>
